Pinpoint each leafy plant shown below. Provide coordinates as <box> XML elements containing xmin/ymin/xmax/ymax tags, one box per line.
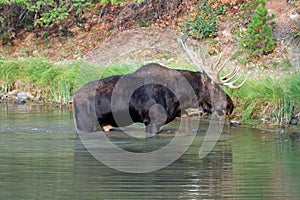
<box><xmin>100</xmin><ymin>0</ymin><xmax>126</xmax><ymax>5</ymax></box>
<box><xmin>0</xmin><ymin>0</ymin><xmax>93</xmax><ymax>44</ymax></box>
<box><xmin>100</xmin><ymin>0</ymin><xmax>142</xmax><ymax>6</ymax></box>
<box><xmin>239</xmin><ymin>0</ymin><xmax>277</xmax><ymax>57</ymax></box>
<box><xmin>28</xmin><ymin>0</ymin><xmax>93</xmax><ymax>26</ymax></box>
<box><xmin>186</xmin><ymin>0</ymin><xmax>223</xmax><ymax>39</ymax></box>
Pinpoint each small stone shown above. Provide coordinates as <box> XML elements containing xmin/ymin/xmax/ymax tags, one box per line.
<box><xmin>17</xmin><ymin>91</ymin><xmax>28</xmax><ymax>101</ymax></box>
<box><xmin>230</xmin><ymin>120</ymin><xmax>242</xmax><ymax>126</ymax></box>
<box><xmin>290</xmin><ymin>118</ymin><xmax>298</xmax><ymax>125</ymax></box>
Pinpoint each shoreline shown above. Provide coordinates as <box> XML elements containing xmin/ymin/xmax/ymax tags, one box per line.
<box><xmin>0</xmin><ymin>100</ymin><xmax>299</xmax><ymax>131</ymax></box>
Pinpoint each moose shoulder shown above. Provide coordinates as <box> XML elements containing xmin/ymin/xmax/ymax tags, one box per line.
<box><xmin>73</xmin><ymin>63</ymin><xmax>237</xmax><ymax>137</ymax></box>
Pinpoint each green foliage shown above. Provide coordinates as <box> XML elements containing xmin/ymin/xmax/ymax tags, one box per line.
<box><xmin>186</xmin><ymin>0</ymin><xmax>223</xmax><ymax>39</ymax></box>
<box><xmin>240</xmin><ymin>0</ymin><xmax>259</xmax><ymax>19</ymax></box>
<box><xmin>100</xmin><ymin>0</ymin><xmax>126</xmax><ymax>5</ymax></box>
<box><xmin>100</xmin><ymin>0</ymin><xmax>143</xmax><ymax>6</ymax></box>
<box><xmin>0</xmin><ymin>57</ymin><xmax>80</xmax><ymax>103</ymax></box>
<box><xmin>239</xmin><ymin>0</ymin><xmax>277</xmax><ymax>57</ymax></box>
<box><xmin>27</xmin><ymin>0</ymin><xmax>93</xmax><ymax>26</ymax></box>
<box><xmin>228</xmin><ymin>73</ymin><xmax>300</xmax><ymax>124</ymax></box>
<box><xmin>0</xmin><ymin>0</ymin><xmax>93</xmax><ymax>44</ymax></box>
<box><xmin>291</xmin><ymin>20</ymin><xmax>300</xmax><ymax>44</ymax></box>
<box><xmin>285</xmin><ymin>74</ymin><xmax>300</xmax><ymax>105</ymax></box>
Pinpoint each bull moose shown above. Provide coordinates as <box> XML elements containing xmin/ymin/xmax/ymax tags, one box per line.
<box><xmin>73</xmin><ymin>42</ymin><xmax>246</xmax><ymax>137</ymax></box>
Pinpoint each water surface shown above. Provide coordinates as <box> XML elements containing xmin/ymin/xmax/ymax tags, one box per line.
<box><xmin>1</xmin><ymin>104</ymin><xmax>300</xmax><ymax>199</ymax></box>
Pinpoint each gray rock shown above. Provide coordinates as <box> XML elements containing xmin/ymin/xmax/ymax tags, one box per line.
<box><xmin>290</xmin><ymin>118</ymin><xmax>298</xmax><ymax>125</ymax></box>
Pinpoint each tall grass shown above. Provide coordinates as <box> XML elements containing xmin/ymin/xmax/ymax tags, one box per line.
<box><xmin>0</xmin><ymin>58</ymin><xmax>144</xmax><ymax>104</ymax></box>
<box><xmin>72</xmin><ymin>61</ymin><xmax>197</xmax><ymax>92</ymax></box>
<box><xmin>0</xmin><ymin>58</ymin><xmax>53</xmax><ymax>93</ymax></box>
<box><xmin>227</xmin><ymin>73</ymin><xmax>300</xmax><ymax>124</ymax></box>
<box><xmin>0</xmin><ymin>57</ymin><xmax>80</xmax><ymax>103</ymax></box>
<box><xmin>72</xmin><ymin>62</ymin><xmax>140</xmax><ymax>93</ymax></box>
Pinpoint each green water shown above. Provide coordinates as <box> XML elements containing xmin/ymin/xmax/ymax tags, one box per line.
<box><xmin>1</xmin><ymin>104</ymin><xmax>300</xmax><ymax>199</ymax></box>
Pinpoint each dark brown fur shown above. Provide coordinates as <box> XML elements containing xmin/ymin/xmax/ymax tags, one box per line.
<box><xmin>73</xmin><ymin>63</ymin><xmax>234</xmax><ymax>136</ymax></box>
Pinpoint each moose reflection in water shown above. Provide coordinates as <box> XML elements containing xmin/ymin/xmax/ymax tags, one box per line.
<box><xmin>73</xmin><ymin>41</ymin><xmax>247</xmax><ymax>137</ymax></box>
<box><xmin>73</xmin><ymin>131</ymin><xmax>235</xmax><ymax>199</ymax></box>
<box><xmin>72</xmin><ymin>126</ymin><xmax>300</xmax><ymax>199</ymax></box>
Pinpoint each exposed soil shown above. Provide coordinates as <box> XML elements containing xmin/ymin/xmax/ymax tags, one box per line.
<box><xmin>82</xmin><ymin>0</ymin><xmax>300</xmax><ymax>78</ymax></box>
<box><xmin>84</xmin><ymin>28</ymin><xmax>186</xmax><ymax>66</ymax></box>
<box><xmin>266</xmin><ymin>0</ymin><xmax>300</xmax><ymax>68</ymax></box>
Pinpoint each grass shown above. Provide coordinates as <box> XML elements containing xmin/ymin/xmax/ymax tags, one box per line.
<box><xmin>226</xmin><ymin>73</ymin><xmax>300</xmax><ymax>125</ymax></box>
<box><xmin>0</xmin><ymin>58</ymin><xmax>142</xmax><ymax>104</ymax></box>
<box><xmin>0</xmin><ymin>57</ymin><xmax>80</xmax><ymax>104</ymax></box>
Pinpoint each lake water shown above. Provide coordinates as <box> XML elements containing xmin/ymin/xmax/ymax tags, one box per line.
<box><xmin>1</xmin><ymin>103</ymin><xmax>300</xmax><ymax>199</ymax></box>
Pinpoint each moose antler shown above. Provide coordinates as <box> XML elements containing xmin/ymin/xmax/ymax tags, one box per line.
<box><xmin>181</xmin><ymin>40</ymin><xmax>247</xmax><ymax>89</ymax></box>
<box><xmin>212</xmin><ymin>53</ymin><xmax>248</xmax><ymax>89</ymax></box>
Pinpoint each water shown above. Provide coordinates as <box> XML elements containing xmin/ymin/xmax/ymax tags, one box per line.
<box><xmin>1</xmin><ymin>104</ymin><xmax>300</xmax><ymax>199</ymax></box>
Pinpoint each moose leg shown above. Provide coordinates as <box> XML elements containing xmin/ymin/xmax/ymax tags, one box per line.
<box><xmin>144</xmin><ymin>104</ymin><xmax>167</xmax><ymax>137</ymax></box>
<box><xmin>145</xmin><ymin>123</ymin><xmax>161</xmax><ymax>137</ymax></box>
<box><xmin>181</xmin><ymin>112</ymin><xmax>191</xmax><ymax>133</ymax></box>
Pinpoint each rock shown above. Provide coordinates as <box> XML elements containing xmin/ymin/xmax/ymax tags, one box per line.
<box><xmin>8</xmin><ymin>90</ymin><xmax>18</xmax><ymax>97</ymax></box>
<box><xmin>260</xmin><ymin>117</ymin><xmax>272</xmax><ymax>124</ymax></box>
<box><xmin>290</xmin><ymin>12</ymin><xmax>299</xmax><ymax>20</ymax></box>
<box><xmin>230</xmin><ymin>120</ymin><xmax>243</xmax><ymax>126</ymax></box>
<box><xmin>34</xmin><ymin>95</ymin><xmax>42</xmax><ymax>101</ymax></box>
<box><xmin>290</xmin><ymin>118</ymin><xmax>298</xmax><ymax>125</ymax></box>
<box><xmin>0</xmin><ymin>93</ymin><xmax>7</xmax><ymax>100</ymax></box>
<box><xmin>15</xmin><ymin>91</ymin><xmax>28</xmax><ymax>104</ymax></box>
<box><xmin>14</xmin><ymin>98</ymin><xmax>26</xmax><ymax>104</ymax></box>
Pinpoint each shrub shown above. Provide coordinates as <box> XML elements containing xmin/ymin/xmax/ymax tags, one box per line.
<box><xmin>0</xmin><ymin>0</ymin><xmax>93</xmax><ymax>44</ymax></box>
<box><xmin>186</xmin><ymin>0</ymin><xmax>223</xmax><ymax>39</ymax></box>
<box><xmin>239</xmin><ymin>0</ymin><xmax>277</xmax><ymax>57</ymax></box>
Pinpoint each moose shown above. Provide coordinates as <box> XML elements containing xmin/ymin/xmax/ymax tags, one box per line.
<box><xmin>73</xmin><ymin>41</ymin><xmax>246</xmax><ymax>137</ymax></box>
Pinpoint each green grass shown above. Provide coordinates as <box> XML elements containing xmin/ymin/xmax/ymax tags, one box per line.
<box><xmin>0</xmin><ymin>58</ymin><xmax>142</xmax><ymax>104</ymax></box>
<box><xmin>226</xmin><ymin>73</ymin><xmax>300</xmax><ymax>124</ymax></box>
<box><xmin>0</xmin><ymin>57</ymin><xmax>80</xmax><ymax>104</ymax></box>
